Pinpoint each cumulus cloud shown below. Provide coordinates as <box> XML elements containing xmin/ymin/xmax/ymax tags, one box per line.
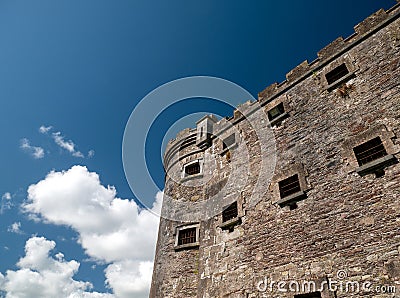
<box><xmin>0</xmin><ymin>236</ymin><xmax>113</xmax><ymax>298</ymax></box>
<box><xmin>20</xmin><ymin>138</ymin><xmax>45</xmax><ymax>159</ymax></box>
<box><xmin>2</xmin><ymin>193</ymin><xmax>11</xmax><ymax>200</ymax></box>
<box><xmin>22</xmin><ymin>166</ymin><xmax>162</xmax><ymax>297</ymax></box>
<box><xmin>37</xmin><ymin>125</ymin><xmax>95</xmax><ymax>159</ymax></box>
<box><xmin>7</xmin><ymin>222</ymin><xmax>23</xmax><ymax>234</ymax></box>
<box><xmin>105</xmin><ymin>260</ymin><xmax>153</xmax><ymax>298</ymax></box>
<box><xmin>38</xmin><ymin>125</ymin><xmax>52</xmax><ymax>134</ymax></box>
<box><xmin>88</xmin><ymin>150</ymin><xmax>95</xmax><ymax>158</ymax></box>
<box><xmin>1</xmin><ymin>193</ymin><xmax>13</xmax><ymax>214</ymax></box>
<box><xmin>51</xmin><ymin>132</ymin><xmax>84</xmax><ymax>158</ymax></box>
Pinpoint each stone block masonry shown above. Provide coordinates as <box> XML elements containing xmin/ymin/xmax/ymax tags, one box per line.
<box><xmin>150</xmin><ymin>2</ymin><xmax>400</xmax><ymax>298</ymax></box>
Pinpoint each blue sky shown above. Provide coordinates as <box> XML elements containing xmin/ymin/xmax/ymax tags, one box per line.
<box><xmin>0</xmin><ymin>1</ymin><xmax>396</xmax><ymax>297</ymax></box>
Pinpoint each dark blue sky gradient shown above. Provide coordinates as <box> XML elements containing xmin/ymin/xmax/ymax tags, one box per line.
<box><xmin>0</xmin><ymin>0</ymin><xmax>396</xmax><ymax>293</ymax></box>
<box><xmin>0</xmin><ymin>0</ymin><xmax>396</xmax><ymax>198</ymax></box>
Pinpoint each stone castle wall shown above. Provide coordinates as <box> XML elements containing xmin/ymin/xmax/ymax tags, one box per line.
<box><xmin>150</xmin><ymin>3</ymin><xmax>400</xmax><ymax>298</ymax></box>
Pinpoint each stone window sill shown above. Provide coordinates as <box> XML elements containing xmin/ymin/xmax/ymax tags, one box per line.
<box><xmin>174</xmin><ymin>242</ymin><xmax>200</xmax><ymax>251</ymax></box>
<box><xmin>219</xmin><ymin>217</ymin><xmax>241</xmax><ymax>230</ymax></box>
<box><xmin>268</xmin><ymin>112</ymin><xmax>289</xmax><ymax>127</ymax></box>
<box><xmin>355</xmin><ymin>154</ymin><xmax>397</xmax><ymax>176</ymax></box>
<box><xmin>277</xmin><ymin>190</ymin><xmax>307</xmax><ymax>207</ymax></box>
<box><xmin>220</xmin><ymin>143</ymin><xmax>238</xmax><ymax>156</ymax></box>
<box><xmin>326</xmin><ymin>72</ymin><xmax>355</xmax><ymax>91</ymax></box>
<box><xmin>181</xmin><ymin>173</ymin><xmax>203</xmax><ymax>182</ymax></box>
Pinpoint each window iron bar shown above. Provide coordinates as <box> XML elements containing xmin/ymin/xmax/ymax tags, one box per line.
<box><xmin>354</xmin><ymin>138</ymin><xmax>388</xmax><ymax>166</ymax></box>
<box><xmin>222</xmin><ymin>202</ymin><xmax>238</xmax><ymax>222</ymax></box>
<box><xmin>178</xmin><ymin>228</ymin><xmax>196</xmax><ymax>245</ymax></box>
<box><xmin>279</xmin><ymin>175</ymin><xmax>301</xmax><ymax>198</ymax></box>
<box><xmin>326</xmin><ymin>64</ymin><xmax>349</xmax><ymax>85</ymax></box>
<box><xmin>185</xmin><ymin>163</ymin><xmax>200</xmax><ymax>175</ymax></box>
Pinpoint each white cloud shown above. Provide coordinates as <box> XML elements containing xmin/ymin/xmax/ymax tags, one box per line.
<box><xmin>2</xmin><ymin>193</ymin><xmax>11</xmax><ymax>200</ymax></box>
<box><xmin>0</xmin><ymin>236</ymin><xmax>113</xmax><ymax>298</ymax></box>
<box><xmin>20</xmin><ymin>138</ymin><xmax>45</xmax><ymax>159</ymax></box>
<box><xmin>105</xmin><ymin>260</ymin><xmax>153</xmax><ymax>298</ymax></box>
<box><xmin>38</xmin><ymin>125</ymin><xmax>52</xmax><ymax>134</ymax></box>
<box><xmin>8</xmin><ymin>222</ymin><xmax>23</xmax><ymax>234</ymax></box>
<box><xmin>37</xmin><ymin>125</ymin><xmax>95</xmax><ymax>159</ymax></box>
<box><xmin>22</xmin><ymin>166</ymin><xmax>162</xmax><ymax>297</ymax></box>
<box><xmin>52</xmin><ymin>132</ymin><xmax>84</xmax><ymax>158</ymax></box>
<box><xmin>88</xmin><ymin>150</ymin><xmax>95</xmax><ymax>158</ymax></box>
<box><xmin>1</xmin><ymin>193</ymin><xmax>13</xmax><ymax>214</ymax></box>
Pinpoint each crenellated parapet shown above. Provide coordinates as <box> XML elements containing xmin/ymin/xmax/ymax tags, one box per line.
<box><xmin>164</xmin><ymin>3</ymin><xmax>400</xmax><ymax>171</ymax></box>
<box><xmin>258</xmin><ymin>3</ymin><xmax>400</xmax><ymax>103</ymax></box>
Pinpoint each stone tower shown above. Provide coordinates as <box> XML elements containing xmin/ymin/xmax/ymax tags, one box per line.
<box><xmin>150</xmin><ymin>3</ymin><xmax>400</xmax><ymax>298</ymax></box>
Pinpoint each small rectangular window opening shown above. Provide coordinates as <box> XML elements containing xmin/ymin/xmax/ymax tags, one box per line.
<box><xmin>178</xmin><ymin>227</ymin><xmax>197</xmax><ymax>245</ymax></box>
<box><xmin>222</xmin><ymin>202</ymin><xmax>238</xmax><ymax>223</ymax></box>
<box><xmin>185</xmin><ymin>162</ymin><xmax>200</xmax><ymax>175</ymax></box>
<box><xmin>325</xmin><ymin>63</ymin><xmax>349</xmax><ymax>85</ymax></box>
<box><xmin>353</xmin><ymin>137</ymin><xmax>388</xmax><ymax>166</ymax></box>
<box><xmin>268</xmin><ymin>103</ymin><xmax>285</xmax><ymax>121</ymax></box>
<box><xmin>200</xmin><ymin>127</ymin><xmax>203</xmax><ymax>138</ymax></box>
<box><xmin>223</xmin><ymin>134</ymin><xmax>235</xmax><ymax>150</ymax></box>
<box><xmin>294</xmin><ymin>292</ymin><xmax>322</xmax><ymax>298</ymax></box>
<box><xmin>279</xmin><ymin>174</ymin><xmax>301</xmax><ymax>198</ymax></box>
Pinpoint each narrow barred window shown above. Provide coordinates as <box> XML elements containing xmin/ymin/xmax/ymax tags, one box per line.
<box><xmin>222</xmin><ymin>202</ymin><xmax>238</xmax><ymax>222</ymax></box>
<box><xmin>267</xmin><ymin>103</ymin><xmax>285</xmax><ymax>121</ymax></box>
<box><xmin>185</xmin><ymin>162</ymin><xmax>200</xmax><ymax>175</ymax></box>
<box><xmin>325</xmin><ymin>63</ymin><xmax>349</xmax><ymax>85</ymax></box>
<box><xmin>279</xmin><ymin>174</ymin><xmax>301</xmax><ymax>198</ymax></box>
<box><xmin>353</xmin><ymin>137</ymin><xmax>387</xmax><ymax>166</ymax></box>
<box><xmin>178</xmin><ymin>228</ymin><xmax>197</xmax><ymax>245</ymax></box>
<box><xmin>222</xmin><ymin>134</ymin><xmax>235</xmax><ymax>150</ymax></box>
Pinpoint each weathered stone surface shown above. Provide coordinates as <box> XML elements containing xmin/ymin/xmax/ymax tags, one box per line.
<box><xmin>150</xmin><ymin>4</ymin><xmax>400</xmax><ymax>298</ymax></box>
<box><xmin>286</xmin><ymin>60</ymin><xmax>309</xmax><ymax>83</ymax></box>
<box><xmin>317</xmin><ymin>37</ymin><xmax>346</xmax><ymax>60</ymax></box>
<box><xmin>354</xmin><ymin>9</ymin><xmax>388</xmax><ymax>35</ymax></box>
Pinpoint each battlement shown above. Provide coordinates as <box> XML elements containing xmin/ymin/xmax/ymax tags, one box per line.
<box><xmin>163</xmin><ymin>2</ymin><xmax>400</xmax><ymax>170</ymax></box>
<box><xmin>258</xmin><ymin>3</ymin><xmax>400</xmax><ymax>103</ymax></box>
<box><xmin>152</xmin><ymin>3</ymin><xmax>400</xmax><ymax>297</ymax></box>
